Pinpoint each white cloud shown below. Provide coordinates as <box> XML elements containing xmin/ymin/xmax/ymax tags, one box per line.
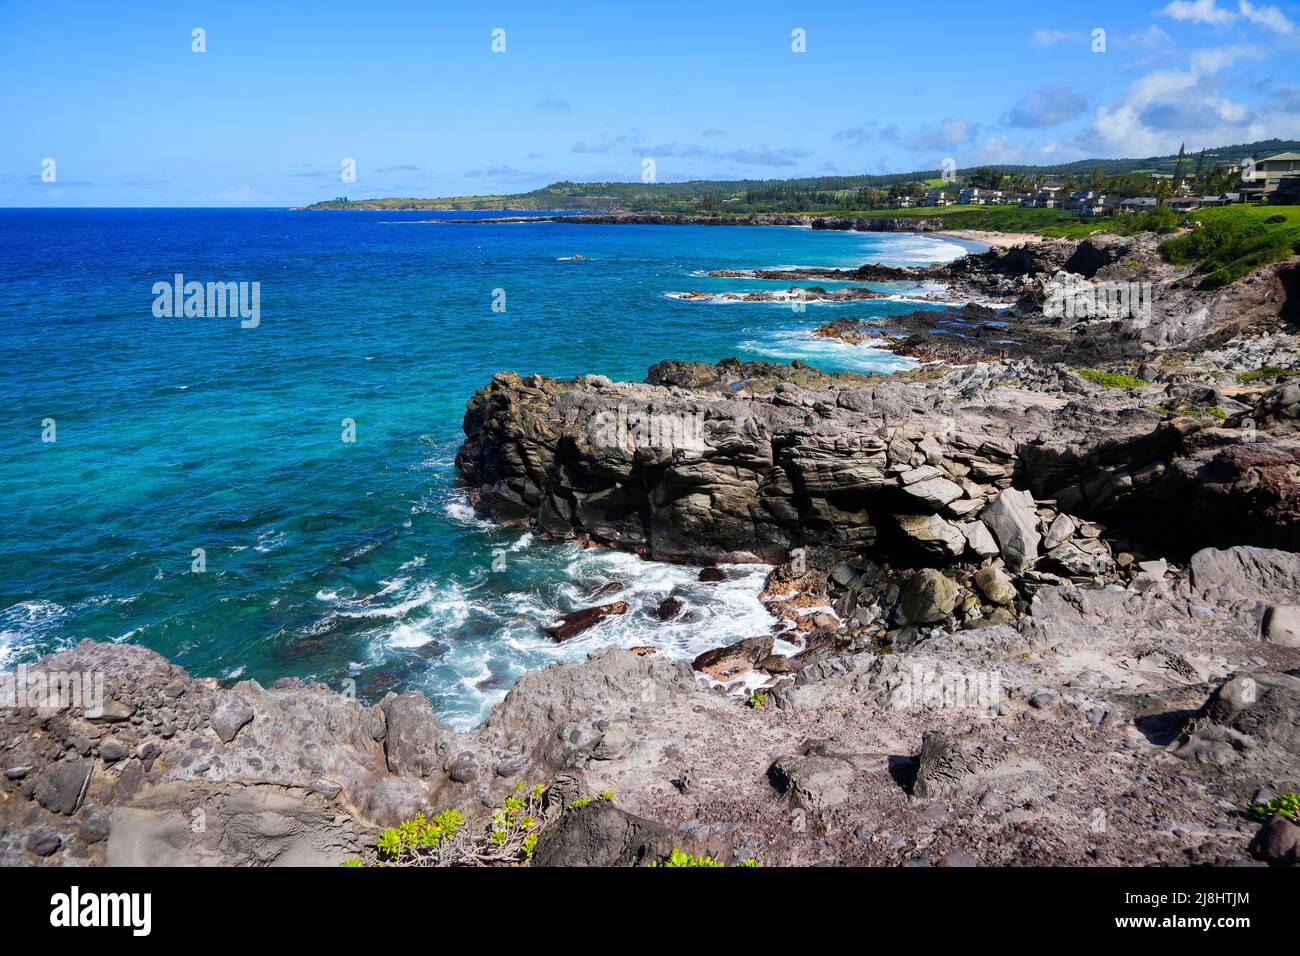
<box><xmin>906</xmin><ymin>118</ymin><xmax>977</xmax><ymax>151</ymax></box>
<box><xmin>1238</xmin><ymin>0</ymin><xmax>1296</xmax><ymax>34</ymax></box>
<box><xmin>1085</xmin><ymin>40</ymin><xmax>1298</xmax><ymax>156</ymax></box>
<box><xmin>1188</xmin><ymin>42</ymin><xmax>1266</xmax><ymax>73</ymax></box>
<box><xmin>1157</xmin><ymin>0</ymin><xmax>1238</xmax><ymax>25</ymax></box>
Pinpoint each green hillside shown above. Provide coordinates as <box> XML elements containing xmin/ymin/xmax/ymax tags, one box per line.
<box><xmin>303</xmin><ymin>139</ymin><xmax>1300</xmax><ymax>213</ymax></box>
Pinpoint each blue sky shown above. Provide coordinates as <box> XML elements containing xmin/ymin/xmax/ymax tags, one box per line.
<box><xmin>2</xmin><ymin>0</ymin><xmax>1298</xmax><ymax>206</ymax></box>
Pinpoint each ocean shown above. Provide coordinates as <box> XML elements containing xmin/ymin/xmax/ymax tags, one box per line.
<box><xmin>0</xmin><ymin>209</ymin><xmax>977</xmax><ymax>728</ymax></box>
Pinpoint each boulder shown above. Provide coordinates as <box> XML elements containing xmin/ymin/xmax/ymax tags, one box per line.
<box><xmin>901</xmin><ymin>476</ymin><xmax>965</xmax><ymax>508</ymax></box>
<box><xmin>380</xmin><ymin>692</ymin><xmax>451</xmax><ymax>778</ymax></box>
<box><xmin>1177</xmin><ymin>672</ymin><xmax>1300</xmax><ymax>769</ymax></box>
<box><xmin>980</xmin><ymin>488</ymin><xmax>1041</xmax><ymax>572</ymax></box>
<box><xmin>961</xmin><ymin>520</ymin><xmax>1000</xmax><ymax>557</ymax></box>
<box><xmin>531</xmin><ymin>801</ymin><xmax>674</xmax><ymax>867</ymax></box>
<box><xmin>896</xmin><ymin>570</ymin><xmax>959</xmax><ymax>625</ymax></box>
<box><xmin>32</xmin><ymin>759</ymin><xmax>92</xmax><ymax>816</ymax></box>
<box><xmin>210</xmin><ymin>695</ymin><xmax>255</xmax><ymax>744</ymax></box>
<box><xmin>897</xmin><ymin>513</ymin><xmax>966</xmax><ymax>559</ymax></box>
<box><xmin>655</xmin><ymin>596</ymin><xmax>684</xmax><ymax>620</ymax></box>
<box><xmin>974</xmin><ymin>565</ymin><xmax>1017</xmax><ymax>606</ymax></box>
<box><xmin>1042</xmin><ymin>513</ymin><xmax>1076</xmax><ymax>550</ymax></box>
<box><xmin>692</xmin><ymin>635</ymin><xmax>774</xmax><ymax>681</ymax></box>
<box><xmin>1252</xmin><ymin>814</ymin><xmax>1300</xmax><ymax>866</ymax></box>
<box><xmin>1263</xmin><ymin>605</ymin><xmax>1300</xmax><ymax>648</ymax></box>
<box><xmin>1048</xmin><ymin>542</ymin><xmax>1101</xmax><ymax>576</ymax></box>
<box><xmin>544</xmin><ymin>601</ymin><xmax>631</xmax><ymax>642</ymax></box>
<box><xmin>913</xmin><ymin>730</ymin><xmax>1027</xmax><ymax>799</ymax></box>
<box><xmin>768</xmin><ymin>754</ymin><xmax>857</xmax><ymax>810</ymax></box>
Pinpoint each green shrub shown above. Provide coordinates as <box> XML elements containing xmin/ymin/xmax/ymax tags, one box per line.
<box><xmin>351</xmin><ymin>782</ymin><xmax>546</xmax><ymax>867</ymax></box>
<box><xmin>1071</xmin><ymin>367</ymin><xmax>1149</xmax><ymax>389</ymax></box>
<box><xmin>656</xmin><ymin>849</ymin><xmax>726</xmax><ymax>867</ymax></box>
<box><xmin>1161</xmin><ymin>211</ymin><xmax>1300</xmax><ymax>288</ymax></box>
<box><xmin>1112</xmin><ymin>206</ymin><xmax>1179</xmax><ymax>236</ymax></box>
<box><xmin>746</xmin><ymin>691</ymin><xmax>767</xmax><ymax>710</ymax></box>
<box><xmin>1238</xmin><ymin>366</ymin><xmax>1300</xmax><ymax>383</ymax></box>
<box><xmin>651</xmin><ymin>849</ymin><xmax>762</xmax><ymax>867</ymax></box>
<box><xmin>1251</xmin><ymin>792</ymin><xmax>1300</xmax><ymax>823</ymax></box>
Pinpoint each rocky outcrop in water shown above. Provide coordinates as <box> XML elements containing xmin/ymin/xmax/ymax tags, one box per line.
<box><xmin>455</xmin><ymin>358</ymin><xmax>1297</xmax><ymax>570</ymax></box>
<box><xmin>711</xmin><ymin>233</ymin><xmax>1300</xmax><ymax>367</ymax></box>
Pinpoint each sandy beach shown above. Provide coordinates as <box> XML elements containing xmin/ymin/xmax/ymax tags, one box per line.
<box><xmin>933</xmin><ymin>228</ymin><xmax>1050</xmax><ymax>249</ymax></box>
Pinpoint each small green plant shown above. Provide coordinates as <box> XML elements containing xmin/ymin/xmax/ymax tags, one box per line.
<box><xmin>651</xmin><ymin>849</ymin><xmax>762</xmax><ymax>867</ymax></box>
<box><xmin>377</xmin><ymin>808</ymin><xmax>467</xmax><ymax>861</ymax></box>
<box><xmin>1237</xmin><ymin>366</ymin><xmax>1300</xmax><ymax>383</ymax></box>
<box><xmin>598</xmin><ymin>789</ymin><xmax>615</xmax><ymax>802</ymax></box>
<box><xmin>1071</xmin><ymin>367</ymin><xmax>1149</xmax><ymax>389</ymax></box>
<box><xmin>657</xmin><ymin>849</ymin><xmax>726</xmax><ymax>867</ymax></box>
<box><xmin>1157</xmin><ymin>404</ymin><xmax>1226</xmax><ymax>420</ymax></box>
<box><xmin>341</xmin><ymin>858</ymin><xmax>364</xmax><ymax>867</ymax></box>
<box><xmin>370</xmin><ymin>784</ymin><xmax>545</xmax><ymax>867</ymax></box>
<box><xmin>566</xmin><ymin>796</ymin><xmax>593</xmax><ymax>811</ymax></box>
<box><xmin>747</xmin><ymin>691</ymin><xmax>767</xmax><ymax>710</ymax></box>
<box><xmin>1251</xmin><ymin>792</ymin><xmax>1300</xmax><ymax>823</ymax></box>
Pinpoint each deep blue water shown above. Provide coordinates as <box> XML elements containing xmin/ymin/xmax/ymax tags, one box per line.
<box><xmin>0</xmin><ymin>209</ymin><xmax>973</xmax><ymax>727</ymax></box>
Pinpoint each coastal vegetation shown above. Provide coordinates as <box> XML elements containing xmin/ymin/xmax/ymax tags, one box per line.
<box><xmin>1251</xmin><ymin>792</ymin><xmax>1300</xmax><ymax>823</ymax></box>
<box><xmin>1238</xmin><ymin>366</ymin><xmax>1300</xmax><ymax>383</ymax></box>
<box><xmin>351</xmin><ymin>782</ymin><xmax>546</xmax><ymax>866</ymax></box>
<box><xmin>650</xmin><ymin>850</ymin><xmax>762</xmax><ymax>867</ymax></box>
<box><xmin>1160</xmin><ymin>205</ymin><xmax>1300</xmax><ymax>289</ymax></box>
<box><xmin>305</xmin><ymin>138</ymin><xmax>1298</xmax><ymax>216</ymax></box>
<box><xmin>1071</xmin><ymin>368</ymin><xmax>1150</xmax><ymax>389</ymax></box>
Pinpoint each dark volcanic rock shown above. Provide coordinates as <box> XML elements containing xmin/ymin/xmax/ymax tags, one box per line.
<box><xmin>33</xmin><ymin>760</ymin><xmax>92</xmax><ymax>816</ymax></box>
<box><xmin>543</xmin><ymin>601</ymin><xmax>631</xmax><ymax>642</ymax></box>
<box><xmin>532</xmin><ymin>801</ymin><xmax>675</xmax><ymax>867</ymax></box>
<box><xmin>692</xmin><ymin>635</ymin><xmax>775</xmax><ymax>681</ymax></box>
<box><xmin>655</xmin><ymin>596</ymin><xmax>684</xmax><ymax>620</ymax></box>
<box><xmin>1252</xmin><ymin>814</ymin><xmax>1300</xmax><ymax>866</ymax></box>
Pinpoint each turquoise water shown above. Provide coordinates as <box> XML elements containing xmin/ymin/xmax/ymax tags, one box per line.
<box><xmin>0</xmin><ymin>210</ymin><xmax>972</xmax><ymax>727</ymax></box>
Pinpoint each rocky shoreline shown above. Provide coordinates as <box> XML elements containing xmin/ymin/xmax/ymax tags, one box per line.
<box><xmin>433</xmin><ymin>211</ymin><xmax>954</xmax><ymax>232</ymax></box>
<box><xmin>5</xmin><ymin>229</ymin><xmax>1298</xmax><ymax>868</ymax></box>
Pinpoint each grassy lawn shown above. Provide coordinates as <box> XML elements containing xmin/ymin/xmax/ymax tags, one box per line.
<box><xmin>804</xmin><ymin>205</ymin><xmax>1084</xmax><ymax>233</ymax></box>
<box><xmin>807</xmin><ymin>204</ymin><xmax>1300</xmax><ymax>287</ymax></box>
<box><xmin>1161</xmin><ymin>205</ymin><xmax>1300</xmax><ymax>288</ymax></box>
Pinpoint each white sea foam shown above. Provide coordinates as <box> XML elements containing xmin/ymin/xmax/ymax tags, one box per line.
<box><xmin>440</xmin><ymin>492</ymin><xmax>493</xmax><ymax>529</ymax></box>
<box><xmin>355</xmin><ymin>542</ymin><xmax>795</xmax><ymax>731</ymax></box>
<box><xmin>740</xmin><ymin>329</ymin><xmax>917</xmax><ymax>374</ymax></box>
<box><xmin>864</xmin><ymin>235</ymin><xmax>969</xmax><ymax>265</ymax></box>
<box><xmin>254</xmin><ymin>529</ymin><xmax>286</xmax><ymax>553</ymax></box>
<box><xmin>0</xmin><ymin>600</ymin><xmax>70</xmax><ymax>669</ymax></box>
